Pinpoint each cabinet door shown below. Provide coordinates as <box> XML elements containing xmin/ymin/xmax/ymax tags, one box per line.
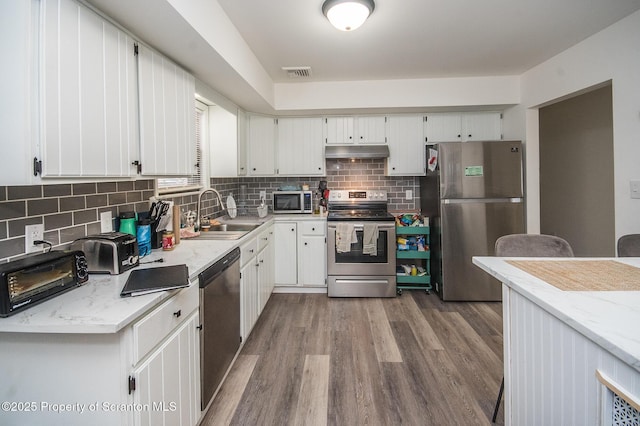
<box><xmin>357</xmin><ymin>116</ymin><xmax>387</xmax><ymax>144</ymax></box>
<box><xmin>324</xmin><ymin>116</ymin><xmax>354</xmax><ymax>144</ymax></box>
<box><xmin>240</xmin><ymin>261</ymin><xmax>258</xmax><ymax>340</ymax></box>
<box><xmin>277</xmin><ymin>117</ymin><xmax>324</xmax><ymax>175</ymax></box>
<box><xmin>387</xmin><ymin>115</ymin><xmax>426</xmax><ymax>176</ymax></box>
<box><xmin>274</xmin><ymin>222</ymin><xmax>298</xmax><ymax>285</ymax></box>
<box><xmin>41</xmin><ymin>0</ymin><xmax>137</xmax><ymax>177</ymax></box>
<box><xmin>462</xmin><ymin>112</ymin><xmax>502</xmax><ymax>141</ymax></box>
<box><xmin>298</xmin><ymin>236</ymin><xmax>327</xmax><ymax>287</ymax></box>
<box><xmin>237</xmin><ymin>109</ymin><xmax>248</xmax><ymax>176</ymax></box>
<box><xmin>424</xmin><ymin>113</ymin><xmax>463</xmax><ymax>143</ymax></box>
<box><xmin>138</xmin><ymin>44</ymin><xmax>196</xmax><ymax>176</ymax></box>
<box><xmin>247</xmin><ymin>115</ymin><xmax>276</xmax><ymax>175</ymax></box>
<box><xmin>257</xmin><ymin>246</ymin><xmax>273</xmax><ymax>312</ymax></box>
<box><xmin>209</xmin><ymin>105</ymin><xmax>239</xmax><ymax>177</ymax></box>
<box><xmin>132</xmin><ymin>311</ymin><xmax>200</xmax><ymax>426</ymax></box>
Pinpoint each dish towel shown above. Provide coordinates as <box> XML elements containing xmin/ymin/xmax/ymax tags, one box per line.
<box><xmin>336</xmin><ymin>223</ymin><xmax>356</xmax><ymax>253</ymax></box>
<box><xmin>362</xmin><ymin>223</ymin><xmax>379</xmax><ymax>255</ymax></box>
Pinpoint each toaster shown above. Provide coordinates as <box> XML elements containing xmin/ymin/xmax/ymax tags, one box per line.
<box><xmin>70</xmin><ymin>232</ymin><xmax>139</xmax><ymax>274</ymax></box>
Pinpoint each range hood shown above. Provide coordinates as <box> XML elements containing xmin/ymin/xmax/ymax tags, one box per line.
<box><xmin>324</xmin><ymin>145</ymin><xmax>390</xmax><ymax>159</ymax></box>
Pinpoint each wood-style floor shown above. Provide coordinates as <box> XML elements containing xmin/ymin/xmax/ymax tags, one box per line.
<box><xmin>201</xmin><ymin>291</ymin><xmax>504</xmax><ymax>426</ymax></box>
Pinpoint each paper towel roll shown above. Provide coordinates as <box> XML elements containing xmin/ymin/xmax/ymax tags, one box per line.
<box><xmin>173</xmin><ymin>205</ymin><xmax>181</xmax><ymax>245</ymax></box>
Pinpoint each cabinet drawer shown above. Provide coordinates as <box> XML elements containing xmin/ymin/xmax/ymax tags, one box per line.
<box><xmin>240</xmin><ymin>238</ymin><xmax>258</xmax><ymax>266</ymax></box>
<box><xmin>132</xmin><ymin>283</ymin><xmax>199</xmax><ymax>364</ymax></box>
<box><xmin>257</xmin><ymin>228</ymin><xmax>271</xmax><ymax>251</ymax></box>
<box><xmin>301</xmin><ymin>221</ymin><xmax>326</xmax><ymax>236</ymax></box>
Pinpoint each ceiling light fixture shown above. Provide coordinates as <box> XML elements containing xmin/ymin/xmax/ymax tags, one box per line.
<box><xmin>322</xmin><ymin>0</ymin><xmax>375</xmax><ymax>32</ymax></box>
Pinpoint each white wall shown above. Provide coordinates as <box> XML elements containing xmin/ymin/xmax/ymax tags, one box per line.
<box><xmin>519</xmin><ymin>10</ymin><xmax>640</xmax><ymax>240</ymax></box>
<box><xmin>274</xmin><ymin>75</ymin><xmax>520</xmax><ymax>112</ymax></box>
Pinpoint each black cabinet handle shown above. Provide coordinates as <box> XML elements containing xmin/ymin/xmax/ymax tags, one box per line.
<box><xmin>468</xmin><ymin>134</ymin><xmax>472</xmax><ymax>138</ymax></box>
<box><xmin>304</xmin><ymin>242</ymin><xmax>308</xmax><ymax>246</ymax></box>
<box><xmin>312</xmin><ymin>227</ymin><xmax>315</xmax><ymax>231</ymax></box>
<box><xmin>291</xmin><ymin>228</ymin><xmax>295</xmax><ymax>232</ymax></box>
<box><xmin>173</xmin><ymin>310</ymin><xmax>181</xmax><ymax>318</ymax></box>
<box><xmin>196</xmin><ymin>324</ymin><xmax>203</xmax><ymax>330</ymax></box>
<box><xmin>253</xmin><ymin>168</ymin><xmax>257</xmax><ymax>171</ymax></box>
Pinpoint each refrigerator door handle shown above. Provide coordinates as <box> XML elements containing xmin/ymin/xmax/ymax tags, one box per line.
<box><xmin>442</xmin><ymin>198</ymin><xmax>523</xmax><ymax>204</ymax></box>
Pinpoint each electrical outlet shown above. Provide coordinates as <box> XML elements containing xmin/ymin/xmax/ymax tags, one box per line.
<box><xmin>25</xmin><ymin>224</ymin><xmax>44</xmax><ymax>253</ymax></box>
<box><xmin>259</xmin><ymin>190</ymin><xmax>266</xmax><ymax>200</ymax></box>
<box><xmin>100</xmin><ymin>211</ymin><xmax>113</xmax><ymax>233</ymax></box>
<box><xmin>405</xmin><ymin>189</ymin><xmax>413</xmax><ymax>200</ymax></box>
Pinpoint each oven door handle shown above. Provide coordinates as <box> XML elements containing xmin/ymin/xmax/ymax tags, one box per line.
<box><xmin>328</xmin><ymin>223</ymin><xmax>395</xmax><ymax>230</ymax></box>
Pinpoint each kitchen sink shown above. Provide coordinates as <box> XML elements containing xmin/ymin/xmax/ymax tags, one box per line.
<box><xmin>186</xmin><ymin>223</ymin><xmax>261</xmax><ymax>240</ymax></box>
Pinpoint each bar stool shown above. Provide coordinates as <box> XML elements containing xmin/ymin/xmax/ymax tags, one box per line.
<box><xmin>491</xmin><ymin>233</ymin><xmax>574</xmax><ymax>423</ymax></box>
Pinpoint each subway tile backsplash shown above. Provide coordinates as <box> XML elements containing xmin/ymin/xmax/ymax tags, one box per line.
<box><xmin>0</xmin><ymin>159</ymin><xmax>420</xmax><ymax>262</ymax></box>
<box><xmin>0</xmin><ymin>180</ymin><xmax>155</xmax><ymax>262</ymax></box>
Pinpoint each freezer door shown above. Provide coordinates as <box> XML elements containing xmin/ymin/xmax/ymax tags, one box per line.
<box><xmin>439</xmin><ymin>199</ymin><xmax>524</xmax><ymax>301</ymax></box>
<box><xmin>439</xmin><ymin>141</ymin><xmax>523</xmax><ymax>199</ymax></box>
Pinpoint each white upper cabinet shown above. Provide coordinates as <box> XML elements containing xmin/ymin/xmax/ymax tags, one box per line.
<box><xmin>324</xmin><ymin>116</ymin><xmax>387</xmax><ymax>144</ymax></box>
<box><xmin>425</xmin><ymin>112</ymin><xmax>502</xmax><ymax>142</ymax></box>
<box><xmin>386</xmin><ymin>115</ymin><xmax>426</xmax><ymax>176</ymax></box>
<box><xmin>462</xmin><ymin>112</ymin><xmax>502</xmax><ymax>141</ymax></box>
<box><xmin>237</xmin><ymin>109</ymin><xmax>248</xmax><ymax>176</ymax></box>
<box><xmin>40</xmin><ymin>0</ymin><xmax>138</xmax><ymax>177</ymax></box>
<box><xmin>424</xmin><ymin>113</ymin><xmax>463</xmax><ymax>143</ymax></box>
<box><xmin>247</xmin><ymin>114</ymin><xmax>276</xmax><ymax>175</ymax></box>
<box><xmin>138</xmin><ymin>44</ymin><xmax>196</xmax><ymax>176</ymax></box>
<box><xmin>324</xmin><ymin>116</ymin><xmax>354</xmax><ymax>144</ymax></box>
<box><xmin>277</xmin><ymin>117</ymin><xmax>324</xmax><ymax>176</ymax></box>
<box><xmin>356</xmin><ymin>115</ymin><xmax>388</xmax><ymax>144</ymax></box>
<box><xmin>209</xmin><ymin>105</ymin><xmax>239</xmax><ymax>177</ymax></box>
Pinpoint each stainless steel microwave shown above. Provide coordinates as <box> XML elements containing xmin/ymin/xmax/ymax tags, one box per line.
<box><xmin>272</xmin><ymin>191</ymin><xmax>313</xmax><ymax>213</ymax></box>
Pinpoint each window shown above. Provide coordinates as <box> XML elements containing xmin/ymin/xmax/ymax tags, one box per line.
<box><xmin>156</xmin><ymin>100</ymin><xmax>208</xmax><ymax>194</ymax></box>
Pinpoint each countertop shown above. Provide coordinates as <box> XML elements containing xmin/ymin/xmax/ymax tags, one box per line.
<box><xmin>0</xmin><ymin>213</ymin><xmax>326</xmax><ymax>335</ymax></box>
<box><xmin>473</xmin><ymin>256</ymin><xmax>640</xmax><ymax>373</ymax></box>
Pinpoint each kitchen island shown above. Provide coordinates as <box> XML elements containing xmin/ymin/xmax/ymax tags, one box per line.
<box><xmin>473</xmin><ymin>256</ymin><xmax>640</xmax><ymax>426</ymax></box>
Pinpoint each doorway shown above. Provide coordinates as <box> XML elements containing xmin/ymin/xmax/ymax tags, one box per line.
<box><xmin>538</xmin><ymin>84</ymin><xmax>615</xmax><ymax>256</ymax></box>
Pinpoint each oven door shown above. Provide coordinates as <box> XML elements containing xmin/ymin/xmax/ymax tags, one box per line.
<box><xmin>327</xmin><ymin>222</ymin><xmax>396</xmax><ymax>276</ymax></box>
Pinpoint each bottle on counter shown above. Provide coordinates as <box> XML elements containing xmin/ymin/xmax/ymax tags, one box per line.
<box><xmin>119</xmin><ymin>211</ymin><xmax>136</xmax><ymax>236</ymax></box>
<box><xmin>136</xmin><ymin>219</ymin><xmax>151</xmax><ymax>257</ymax></box>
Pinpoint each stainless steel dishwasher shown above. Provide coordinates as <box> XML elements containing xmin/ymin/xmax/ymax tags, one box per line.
<box><xmin>199</xmin><ymin>247</ymin><xmax>241</xmax><ymax>410</ymax></box>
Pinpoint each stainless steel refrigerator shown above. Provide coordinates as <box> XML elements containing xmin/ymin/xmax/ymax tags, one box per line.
<box><xmin>420</xmin><ymin>141</ymin><xmax>525</xmax><ymax>301</ymax></box>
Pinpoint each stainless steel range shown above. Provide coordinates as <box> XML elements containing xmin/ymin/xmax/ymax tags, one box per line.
<box><xmin>327</xmin><ymin>190</ymin><xmax>396</xmax><ymax>297</ymax></box>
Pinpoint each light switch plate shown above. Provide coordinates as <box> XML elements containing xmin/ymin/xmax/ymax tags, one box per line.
<box><xmin>100</xmin><ymin>211</ymin><xmax>113</xmax><ymax>232</ymax></box>
<box><xmin>25</xmin><ymin>224</ymin><xmax>44</xmax><ymax>253</ymax></box>
<box><xmin>405</xmin><ymin>189</ymin><xmax>413</xmax><ymax>200</ymax></box>
<box><xmin>631</xmin><ymin>180</ymin><xmax>640</xmax><ymax>199</ymax></box>
<box><xmin>259</xmin><ymin>190</ymin><xmax>266</xmax><ymax>200</ymax></box>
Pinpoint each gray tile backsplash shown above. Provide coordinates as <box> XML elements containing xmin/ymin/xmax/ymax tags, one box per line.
<box><xmin>0</xmin><ymin>161</ymin><xmax>420</xmax><ymax>262</ymax></box>
<box><xmin>0</xmin><ymin>180</ymin><xmax>155</xmax><ymax>263</ymax></box>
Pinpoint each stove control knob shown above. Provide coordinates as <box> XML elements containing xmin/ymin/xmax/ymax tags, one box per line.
<box><xmin>336</xmin><ymin>193</ymin><xmax>342</xmax><ymax>199</ymax></box>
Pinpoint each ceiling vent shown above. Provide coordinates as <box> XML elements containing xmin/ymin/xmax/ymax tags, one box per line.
<box><xmin>282</xmin><ymin>66</ymin><xmax>312</xmax><ymax>78</ymax></box>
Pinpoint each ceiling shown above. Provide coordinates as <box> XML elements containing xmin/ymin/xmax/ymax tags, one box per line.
<box><xmin>85</xmin><ymin>0</ymin><xmax>640</xmax><ymax>113</ymax></box>
<box><xmin>217</xmin><ymin>0</ymin><xmax>640</xmax><ymax>83</ymax></box>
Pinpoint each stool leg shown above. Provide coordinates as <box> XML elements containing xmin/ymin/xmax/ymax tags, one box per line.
<box><xmin>492</xmin><ymin>377</ymin><xmax>504</xmax><ymax>423</ymax></box>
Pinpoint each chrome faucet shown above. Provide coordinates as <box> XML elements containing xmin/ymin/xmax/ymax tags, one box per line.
<box><xmin>196</xmin><ymin>188</ymin><xmax>226</xmax><ymax>230</ymax></box>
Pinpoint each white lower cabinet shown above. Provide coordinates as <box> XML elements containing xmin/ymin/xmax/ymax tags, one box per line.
<box><xmin>129</xmin><ymin>283</ymin><xmax>200</xmax><ymax>426</ymax></box>
<box><xmin>0</xmin><ymin>284</ymin><xmax>201</xmax><ymax>426</ymax></box>
<box><xmin>275</xmin><ymin>219</ymin><xmax>326</xmax><ymax>288</ymax></box>
<box><xmin>131</xmin><ymin>311</ymin><xmax>200</xmax><ymax>426</ymax></box>
<box><xmin>239</xmin><ymin>226</ymin><xmax>274</xmax><ymax>341</ymax></box>
<box><xmin>274</xmin><ymin>222</ymin><xmax>298</xmax><ymax>285</ymax></box>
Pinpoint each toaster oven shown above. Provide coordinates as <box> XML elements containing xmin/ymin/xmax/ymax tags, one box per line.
<box><xmin>0</xmin><ymin>250</ymin><xmax>88</xmax><ymax>317</ymax></box>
